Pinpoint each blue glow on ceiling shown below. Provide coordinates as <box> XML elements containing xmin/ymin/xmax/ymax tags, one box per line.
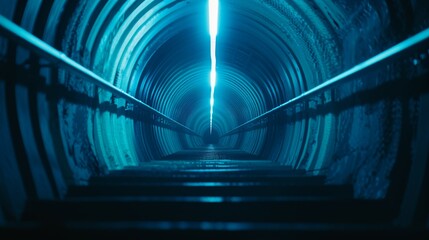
<box><xmin>209</xmin><ymin>0</ymin><xmax>218</xmax><ymax>134</ymax></box>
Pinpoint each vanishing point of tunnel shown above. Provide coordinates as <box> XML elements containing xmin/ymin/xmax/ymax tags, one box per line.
<box><xmin>0</xmin><ymin>0</ymin><xmax>429</xmax><ymax>238</ymax></box>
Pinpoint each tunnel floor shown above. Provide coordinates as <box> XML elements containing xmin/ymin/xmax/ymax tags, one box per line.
<box><xmin>12</xmin><ymin>148</ymin><xmax>422</xmax><ymax>239</ymax></box>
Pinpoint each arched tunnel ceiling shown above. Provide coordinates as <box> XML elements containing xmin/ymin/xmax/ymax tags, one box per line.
<box><xmin>1</xmin><ymin>0</ymin><xmax>428</xmax><ymax>200</ymax></box>
<box><xmin>86</xmin><ymin>0</ymin><xmax>337</xmax><ymax>136</ymax></box>
<box><xmin>52</xmin><ymin>0</ymin><xmax>344</xmax><ymax>164</ymax></box>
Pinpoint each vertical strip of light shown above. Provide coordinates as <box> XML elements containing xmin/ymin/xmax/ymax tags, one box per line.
<box><xmin>209</xmin><ymin>0</ymin><xmax>218</xmax><ymax>134</ymax></box>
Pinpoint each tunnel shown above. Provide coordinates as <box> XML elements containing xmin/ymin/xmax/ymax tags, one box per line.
<box><xmin>0</xmin><ymin>0</ymin><xmax>429</xmax><ymax>238</ymax></box>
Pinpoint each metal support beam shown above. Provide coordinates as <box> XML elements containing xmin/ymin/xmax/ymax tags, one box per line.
<box><xmin>221</xmin><ymin>27</ymin><xmax>429</xmax><ymax>137</ymax></box>
<box><xmin>0</xmin><ymin>15</ymin><xmax>200</xmax><ymax>137</ymax></box>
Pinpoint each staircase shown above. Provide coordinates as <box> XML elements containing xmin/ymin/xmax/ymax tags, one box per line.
<box><xmin>2</xmin><ymin>148</ymin><xmax>426</xmax><ymax>239</ymax></box>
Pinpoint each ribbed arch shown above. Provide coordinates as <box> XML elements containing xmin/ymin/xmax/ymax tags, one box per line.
<box><xmin>1</xmin><ymin>0</ymin><xmax>420</xmax><ymax>192</ymax></box>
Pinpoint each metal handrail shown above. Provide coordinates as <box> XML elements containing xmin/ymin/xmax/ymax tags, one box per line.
<box><xmin>0</xmin><ymin>15</ymin><xmax>200</xmax><ymax>137</ymax></box>
<box><xmin>221</xmin><ymin>27</ymin><xmax>429</xmax><ymax>137</ymax></box>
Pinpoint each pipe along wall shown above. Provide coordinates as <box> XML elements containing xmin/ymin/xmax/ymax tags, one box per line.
<box><xmin>0</xmin><ymin>0</ymin><xmax>428</xmax><ymax>225</ymax></box>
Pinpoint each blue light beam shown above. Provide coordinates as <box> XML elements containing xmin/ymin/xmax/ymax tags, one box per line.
<box><xmin>209</xmin><ymin>0</ymin><xmax>218</xmax><ymax>134</ymax></box>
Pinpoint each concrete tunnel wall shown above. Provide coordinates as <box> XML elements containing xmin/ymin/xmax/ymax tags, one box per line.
<box><xmin>0</xmin><ymin>0</ymin><xmax>429</xmax><ymax>222</ymax></box>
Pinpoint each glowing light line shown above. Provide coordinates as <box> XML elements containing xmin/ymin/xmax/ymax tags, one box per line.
<box><xmin>209</xmin><ymin>0</ymin><xmax>218</xmax><ymax>134</ymax></box>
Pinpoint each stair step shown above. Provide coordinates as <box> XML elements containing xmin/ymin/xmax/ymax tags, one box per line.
<box><xmin>133</xmin><ymin>159</ymin><xmax>275</xmax><ymax>165</ymax></box>
<box><xmin>115</xmin><ymin>165</ymin><xmax>295</xmax><ymax>172</ymax></box>
<box><xmin>23</xmin><ymin>199</ymin><xmax>395</xmax><ymax>223</ymax></box>
<box><xmin>111</xmin><ymin>161</ymin><xmax>296</xmax><ymax>171</ymax></box>
<box><xmin>3</xmin><ymin>222</ymin><xmax>425</xmax><ymax>239</ymax></box>
<box><xmin>67</xmin><ymin>184</ymin><xmax>353</xmax><ymax>198</ymax></box>
<box><xmin>65</xmin><ymin>195</ymin><xmax>350</xmax><ymax>202</ymax></box>
<box><xmin>161</xmin><ymin>150</ymin><xmax>260</xmax><ymax>160</ymax></box>
<box><xmin>89</xmin><ymin>175</ymin><xmax>326</xmax><ymax>186</ymax></box>
<box><xmin>108</xmin><ymin>168</ymin><xmax>306</xmax><ymax>176</ymax></box>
